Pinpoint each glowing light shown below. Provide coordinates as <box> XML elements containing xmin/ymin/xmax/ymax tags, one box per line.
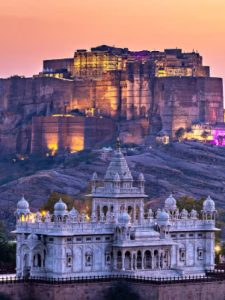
<box><xmin>40</xmin><ymin>210</ymin><xmax>47</xmax><ymax>217</ymax></box>
<box><xmin>52</xmin><ymin>114</ymin><xmax>73</xmax><ymax>117</ymax></box>
<box><xmin>20</xmin><ymin>215</ymin><xmax>25</xmax><ymax>222</ymax></box>
<box><xmin>28</xmin><ymin>213</ymin><xmax>36</xmax><ymax>223</ymax></box>
<box><xmin>215</xmin><ymin>245</ymin><xmax>221</xmax><ymax>253</ymax></box>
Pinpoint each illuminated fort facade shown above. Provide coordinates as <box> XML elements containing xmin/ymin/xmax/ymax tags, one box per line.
<box><xmin>0</xmin><ymin>45</ymin><xmax>223</xmax><ymax>154</ymax></box>
<box><xmin>15</xmin><ymin>145</ymin><xmax>218</xmax><ymax>278</ymax></box>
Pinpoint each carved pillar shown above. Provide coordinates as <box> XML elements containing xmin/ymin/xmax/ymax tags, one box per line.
<box><xmin>133</xmin><ymin>253</ymin><xmax>136</xmax><ymax>270</ymax></box>
<box><xmin>131</xmin><ymin>252</ymin><xmax>134</xmax><ymax>271</ymax></box>
<box><xmin>141</xmin><ymin>250</ymin><xmax>144</xmax><ymax>270</ymax></box>
<box><xmin>133</xmin><ymin>206</ymin><xmax>136</xmax><ymax>223</ymax></box>
<box><xmin>151</xmin><ymin>250</ymin><xmax>153</xmax><ymax>269</ymax></box>
<box><xmin>122</xmin><ymin>251</ymin><xmax>125</xmax><ymax>271</ymax></box>
<box><xmin>113</xmin><ymin>250</ymin><xmax>117</xmax><ymax>270</ymax></box>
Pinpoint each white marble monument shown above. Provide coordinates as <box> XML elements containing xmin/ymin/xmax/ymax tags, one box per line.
<box><xmin>15</xmin><ymin>144</ymin><xmax>218</xmax><ymax>278</ymax></box>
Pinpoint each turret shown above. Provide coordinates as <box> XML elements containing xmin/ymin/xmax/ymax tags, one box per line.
<box><xmin>91</xmin><ymin>172</ymin><xmax>98</xmax><ymax>193</ymax></box>
<box><xmin>16</xmin><ymin>196</ymin><xmax>30</xmax><ymax>221</ymax></box>
<box><xmin>138</xmin><ymin>173</ymin><xmax>145</xmax><ymax>193</ymax></box>
<box><xmin>202</xmin><ymin>196</ymin><xmax>216</xmax><ymax>220</ymax></box>
<box><xmin>164</xmin><ymin>194</ymin><xmax>177</xmax><ymax>213</ymax></box>
<box><xmin>113</xmin><ymin>172</ymin><xmax>120</xmax><ymax>193</ymax></box>
<box><xmin>156</xmin><ymin>209</ymin><xmax>170</xmax><ymax>238</ymax></box>
<box><xmin>53</xmin><ymin>198</ymin><xmax>68</xmax><ymax>221</ymax></box>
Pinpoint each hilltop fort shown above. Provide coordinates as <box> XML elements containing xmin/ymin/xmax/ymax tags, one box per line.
<box><xmin>0</xmin><ymin>45</ymin><xmax>223</xmax><ymax>155</ymax></box>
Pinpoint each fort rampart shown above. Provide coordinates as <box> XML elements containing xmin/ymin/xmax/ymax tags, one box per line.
<box><xmin>0</xmin><ymin>275</ymin><xmax>225</xmax><ymax>300</ymax></box>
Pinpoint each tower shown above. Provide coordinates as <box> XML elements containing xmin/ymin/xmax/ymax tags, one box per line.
<box><xmin>91</xmin><ymin>142</ymin><xmax>147</xmax><ymax>223</ymax></box>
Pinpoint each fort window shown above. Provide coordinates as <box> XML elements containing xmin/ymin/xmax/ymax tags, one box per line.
<box><xmin>76</xmin><ymin>237</ymin><xmax>82</xmax><ymax>242</ymax></box>
<box><xmin>105</xmin><ymin>236</ymin><xmax>110</xmax><ymax>241</ymax></box>
<box><xmin>86</xmin><ymin>237</ymin><xmax>92</xmax><ymax>241</ymax></box>
<box><xmin>49</xmin><ymin>238</ymin><xmax>54</xmax><ymax>242</ymax></box>
<box><xmin>96</xmin><ymin>237</ymin><xmax>101</xmax><ymax>241</ymax></box>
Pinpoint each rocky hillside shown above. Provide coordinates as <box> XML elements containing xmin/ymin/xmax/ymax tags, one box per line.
<box><xmin>0</xmin><ymin>141</ymin><xmax>225</xmax><ymax>229</ymax></box>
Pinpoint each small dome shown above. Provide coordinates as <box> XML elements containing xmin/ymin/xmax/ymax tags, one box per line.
<box><xmin>27</xmin><ymin>233</ymin><xmax>38</xmax><ymax>241</ymax></box>
<box><xmin>165</xmin><ymin>194</ymin><xmax>177</xmax><ymax>211</ymax></box>
<box><xmin>114</xmin><ymin>172</ymin><xmax>120</xmax><ymax>182</ymax></box>
<box><xmin>157</xmin><ymin>210</ymin><xmax>169</xmax><ymax>226</ymax></box>
<box><xmin>16</xmin><ymin>196</ymin><xmax>30</xmax><ymax>215</ymax></box>
<box><xmin>17</xmin><ymin>196</ymin><xmax>29</xmax><ymax>210</ymax></box>
<box><xmin>181</xmin><ymin>208</ymin><xmax>188</xmax><ymax>219</ymax></box>
<box><xmin>118</xmin><ymin>211</ymin><xmax>131</xmax><ymax>225</ymax></box>
<box><xmin>203</xmin><ymin>196</ymin><xmax>215</xmax><ymax>212</ymax></box>
<box><xmin>69</xmin><ymin>208</ymin><xmax>78</xmax><ymax>217</ymax></box>
<box><xmin>92</xmin><ymin>172</ymin><xmax>98</xmax><ymax>181</ymax></box>
<box><xmin>54</xmin><ymin>198</ymin><xmax>68</xmax><ymax>216</ymax></box>
<box><xmin>138</xmin><ymin>173</ymin><xmax>145</xmax><ymax>181</ymax></box>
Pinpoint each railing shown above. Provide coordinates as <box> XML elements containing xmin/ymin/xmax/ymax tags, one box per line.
<box><xmin>0</xmin><ymin>266</ymin><xmax>16</xmax><ymax>274</ymax></box>
<box><xmin>1</xmin><ymin>271</ymin><xmax>225</xmax><ymax>285</ymax></box>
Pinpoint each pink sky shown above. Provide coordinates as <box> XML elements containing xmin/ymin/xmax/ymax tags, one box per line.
<box><xmin>0</xmin><ymin>0</ymin><xmax>224</xmax><ymax>87</ymax></box>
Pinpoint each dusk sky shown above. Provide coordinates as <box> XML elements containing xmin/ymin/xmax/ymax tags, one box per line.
<box><xmin>0</xmin><ymin>0</ymin><xmax>224</xmax><ymax>86</ymax></box>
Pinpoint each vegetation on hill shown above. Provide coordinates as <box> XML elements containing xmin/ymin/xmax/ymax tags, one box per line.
<box><xmin>0</xmin><ymin>221</ymin><xmax>16</xmax><ymax>267</ymax></box>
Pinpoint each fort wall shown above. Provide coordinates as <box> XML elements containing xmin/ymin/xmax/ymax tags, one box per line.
<box><xmin>31</xmin><ymin>115</ymin><xmax>115</xmax><ymax>154</ymax></box>
<box><xmin>0</xmin><ymin>66</ymin><xmax>223</xmax><ymax>153</ymax></box>
<box><xmin>1</xmin><ymin>280</ymin><xmax>225</xmax><ymax>300</ymax></box>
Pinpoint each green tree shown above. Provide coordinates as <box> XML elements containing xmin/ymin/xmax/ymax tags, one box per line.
<box><xmin>0</xmin><ymin>221</ymin><xmax>16</xmax><ymax>266</ymax></box>
<box><xmin>40</xmin><ymin>192</ymin><xmax>75</xmax><ymax>213</ymax></box>
<box><xmin>176</xmin><ymin>195</ymin><xmax>205</xmax><ymax>213</ymax></box>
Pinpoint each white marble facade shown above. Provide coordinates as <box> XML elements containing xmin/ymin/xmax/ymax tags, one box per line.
<box><xmin>15</xmin><ymin>145</ymin><xmax>218</xmax><ymax>278</ymax></box>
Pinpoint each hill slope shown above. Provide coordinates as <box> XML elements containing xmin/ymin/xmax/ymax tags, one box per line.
<box><xmin>0</xmin><ymin>141</ymin><xmax>225</xmax><ymax>228</ymax></box>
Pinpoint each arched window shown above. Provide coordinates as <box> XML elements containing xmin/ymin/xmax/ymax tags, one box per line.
<box><xmin>117</xmin><ymin>251</ymin><xmax>122</xmax><ymax>270</ymax></box>
<box><xmin>37</xmin><ymin>254</ymin><xmax>41</xmax><ymax>267</ymax></box>
<box><xmin>66</xmin><ymin>249</ymin><xmax>73</xmax><ymax>267</ymax></box>
<box><xmin>154</xmin><ymin>250</ymin><xmax>159</xmax><ymax>268</ymax></box>
<box><xmin>105</xmin><ymin>251</ymin><xmax>111</xmax><ymax>265</ymax></box>
<box><xmin>125</xmin><ymin>251</ymin><xmax>131</xmax><ymax>270</ymax></box>
<box><xmin>137</xmin><ymin>250</ymin><xmax>142</xmax><ymax>269</ymax></box>
<box><xmin>85</xmin><ymin>251</ymin><xmax>93</xmax><ymax>266</ymax></box>
<box><xmin>144</xmin><ymin>250</ymin><xmax>151</xmax><ymax>269</ymax></box>
<box><xmin>103</xmin><ymin>206</ymin><xmax>108</xmax><ymax>216</ymax></box>
<box><xmin>97</xmin><ymin>205</ymin><xmax>100</xmax><ymax>221</ymax></box>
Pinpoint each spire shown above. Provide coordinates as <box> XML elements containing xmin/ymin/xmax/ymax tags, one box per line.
<box><xmin>116</xmin><ymin>137</ymin><xmax>121</xmax><ymax>151</ymax></box>
<box><xmin>104</xmin><ymin>140</ymin><xmax>133</xmax><ymax>181</ymax></box>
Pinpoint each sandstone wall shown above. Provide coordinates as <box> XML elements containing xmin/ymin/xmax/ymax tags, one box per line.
<box><xmin>0</xmin><ymin>280</ymin><xmax>225</xmax><ymax>300</ymax></box>
<box><xmin>153</xmin><ymin>77</ymin><xmax>224</xmax><ymax>137</ymax></box>
<box><xmin>31</xmin><ymin>116</ymin><xmax>115</xmax><ymax>154</ymax></box>
<box><xmin>0</xmin><ymin>75</ymin><xmax>223</xmax><ymax>154</ymax></box>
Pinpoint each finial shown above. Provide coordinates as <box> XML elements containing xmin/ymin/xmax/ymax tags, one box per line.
<box><xmin>116</xmin><ymin>137</ymin><xmax>121</xmax><ymax>151</ymax></box>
